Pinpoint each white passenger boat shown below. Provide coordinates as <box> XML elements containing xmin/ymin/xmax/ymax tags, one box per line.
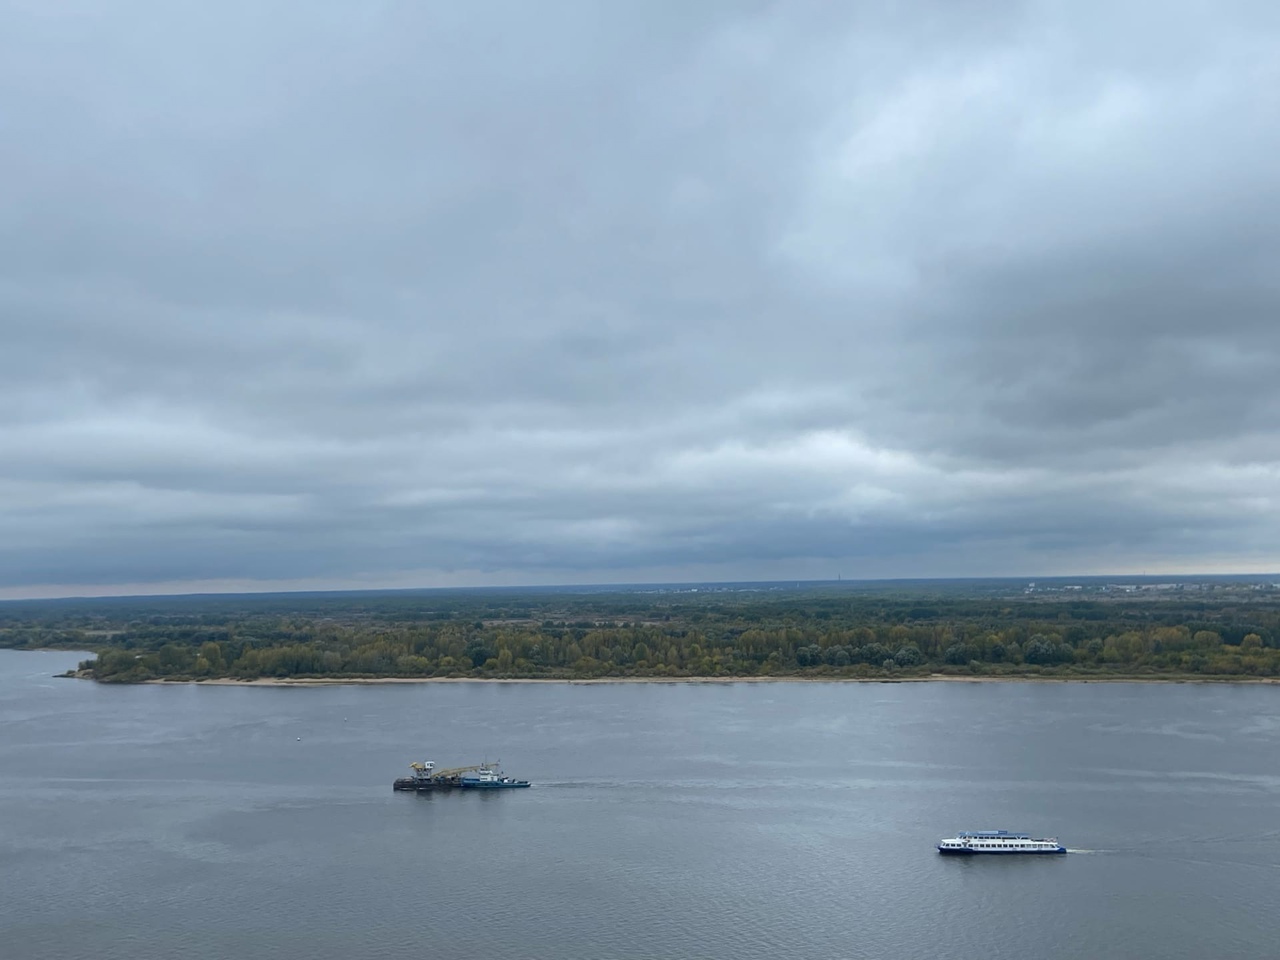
<box><xmin>937</xmin><ymin>830</ymin><xmax>1066</xmax><ymax>855</ymax></box>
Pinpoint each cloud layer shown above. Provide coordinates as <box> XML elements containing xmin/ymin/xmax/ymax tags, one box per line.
<box><xmin>3</xmin><ymin>1</ymin><xmax>1279</xmax><ymax>596</ymax></box>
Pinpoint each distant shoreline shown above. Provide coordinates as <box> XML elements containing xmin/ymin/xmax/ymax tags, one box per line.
<box><xmin>41</xmin><ymin>662</ymin><xmax>1280</xmax><ymax>687</ymax></box>
<box><xmin>73</xmin><ymin>673</ymin><xmax>1280</xmax><ymax>687</ymax></box>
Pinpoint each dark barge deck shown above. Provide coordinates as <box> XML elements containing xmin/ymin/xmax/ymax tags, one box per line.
<box><xmin>393</xmin><ymin>776</ymin><xmax>467</xmax><ymax>791</ymax></box>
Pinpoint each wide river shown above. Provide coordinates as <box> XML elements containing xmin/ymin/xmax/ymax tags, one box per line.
<box><xmin>3</xmin><ymin>650</ymin><xmax>1279</xmax><ymax>959</ymax></box>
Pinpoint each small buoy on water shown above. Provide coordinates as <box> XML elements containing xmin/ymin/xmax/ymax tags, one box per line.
<box><xmin>297</xmin><ymin>737</ymin><xmax>302</xmax><ymax>741</ymax></box>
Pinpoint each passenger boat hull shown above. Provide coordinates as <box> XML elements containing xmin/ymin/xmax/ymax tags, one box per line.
<box><xmin>937</xmin><ymin>846</ymin><xmax>1066</xmax><ymax>855</ymax></box>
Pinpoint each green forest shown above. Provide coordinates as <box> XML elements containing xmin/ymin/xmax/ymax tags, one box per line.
<box><xmin>6</xmin><ymin>582</ymin><xmax>1280</xmax><ymax>683</ymax></box>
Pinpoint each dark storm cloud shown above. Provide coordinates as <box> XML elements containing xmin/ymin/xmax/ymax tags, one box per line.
<box><xmin>1</xmin><ymin>0</ymin><xmax>1279</xmax><ymax>596</ymax></box>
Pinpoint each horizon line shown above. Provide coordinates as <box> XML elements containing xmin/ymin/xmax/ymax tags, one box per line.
<box><xmin>3</xmin><ymin>572</ymin><xmax>1280</xmax><ymax>604</ymax></box>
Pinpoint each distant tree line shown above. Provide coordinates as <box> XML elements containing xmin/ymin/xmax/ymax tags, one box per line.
<box><xmin>5</xmin><ymin>589</ymin><xmax>1280</xmax><ymax>682</ymax></box>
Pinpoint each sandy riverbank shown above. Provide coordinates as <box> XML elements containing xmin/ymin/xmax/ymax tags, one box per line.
<box><xmin>113</xmin><ymin>673</ymin><xmax>1280</xmax><ymax>687</ymax></box>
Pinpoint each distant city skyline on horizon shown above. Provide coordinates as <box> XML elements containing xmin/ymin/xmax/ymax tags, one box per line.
<box><xmin>4</xmin><ymin>567</ymin><xmax>1280</xmax><ymax>603</ymax></box>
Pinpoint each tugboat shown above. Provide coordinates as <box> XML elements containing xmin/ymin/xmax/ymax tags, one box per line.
<box><xmin>459</xmin><ymin>762</ymin><xmax>531</xmax><ymax>790</ymax></box>
<box><xmin>937</xmin><ymin>830</ymin><xmax>1066</xmax><ymax>855</ymax></box>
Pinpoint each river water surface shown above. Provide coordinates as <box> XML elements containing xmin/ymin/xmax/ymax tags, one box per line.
<box><xmin>3</xmin><ymin>649</ymin><xmax>1280</xmax><ymax>959</ymax></box>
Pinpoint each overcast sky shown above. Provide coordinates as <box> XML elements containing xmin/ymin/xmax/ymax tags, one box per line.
<box><xmin>2</xmin><ymin>1</ymin><xmax>1279</xmax><ymax>598</ymax></box>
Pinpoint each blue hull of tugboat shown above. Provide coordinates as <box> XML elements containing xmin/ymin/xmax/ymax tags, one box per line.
<box><xmin>460</xmin><ymin>781</ymin><xmax>531</xmax><ymax>789</ymax></box>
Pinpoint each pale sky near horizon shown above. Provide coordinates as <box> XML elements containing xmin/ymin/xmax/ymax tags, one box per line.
<box><xmin>3</xmin><ymin>1</ymin><xmax>1280</xmax><ymax>599</ymax></box>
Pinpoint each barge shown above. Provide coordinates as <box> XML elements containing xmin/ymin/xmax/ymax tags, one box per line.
<box><xmin>393</xmin><ymin>759</ymin><xmax>531</xmax><ymax>792</ymax></box>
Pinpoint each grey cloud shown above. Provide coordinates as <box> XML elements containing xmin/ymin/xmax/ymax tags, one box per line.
<box><xmin>1</xmin><ymin>0</ymin><xmax>1279</xmax><ymax>596</ymax></box>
